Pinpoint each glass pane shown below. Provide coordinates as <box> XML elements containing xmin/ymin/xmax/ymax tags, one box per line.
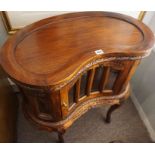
<box><xmin>105</xmin><ymin>69</ymin><xmax>119</xmax><ymax>90</ymax></box>
<box><xmin>92</xmin><ymin>66</ymin><xmax>104</xmax><ymax>92</ymax></box>
<box><xmin>68</xmin><ymin>84</ymin><xmax>76</xmax><ymax>106</ymax></box>
<box><xmin>80</xmin><ymin>71</ymin><xmax>88</xmax><ymax>97</ymax></box>
<box><xmin>37</xmin><ymin>95</ymin><xmax>51</xmax><ymax>114</ymax></box>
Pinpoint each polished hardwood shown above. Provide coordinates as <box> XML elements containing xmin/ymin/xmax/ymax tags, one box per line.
<box><xmin>0</xmin><ymin>12</ymin><xmax>154</xmax><ymax>142</ymax></box>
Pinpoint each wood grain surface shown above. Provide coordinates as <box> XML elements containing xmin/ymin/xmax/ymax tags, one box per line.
<box><xmin>0</xmin><ymin>12</ymin><xmax>154</xmax><ymax>87</ymax></box>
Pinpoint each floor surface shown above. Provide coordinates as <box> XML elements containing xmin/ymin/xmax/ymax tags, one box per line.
<box><xmin>17</xmin><ymin>97</ymin><xmax>151</xmax><ymax>143</ymax></box>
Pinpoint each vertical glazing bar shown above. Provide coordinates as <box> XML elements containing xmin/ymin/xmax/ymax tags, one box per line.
<box><xmin>75</xmin><ymin>77</ymin><xmax>81</xmax><ymax>103</ymax></box>
<box><xmin>86</xmin><ymin>68</ymin><xmax>95</xmax><ymax>96</ymax></box>
<box><xmin>100</xmin><ymin>67</ymin><xmax>110</xmax><ymax>92</ymax></box>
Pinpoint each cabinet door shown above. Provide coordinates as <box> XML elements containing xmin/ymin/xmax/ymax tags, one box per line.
<box><xmin>0</xmin><ymin>66</ymin><xmax>18</xmax><ymax>142</ymax></box>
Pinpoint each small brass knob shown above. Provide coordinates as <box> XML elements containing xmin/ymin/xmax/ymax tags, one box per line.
<box><xmin>63</xmin><ymin>102</ymin><xmax>68</xmax><ymax>107</ymax></box>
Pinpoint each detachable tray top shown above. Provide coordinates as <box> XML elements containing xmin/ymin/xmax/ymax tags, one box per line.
<box><xmin>0</xmin><ymin>12</ymin><xmax>154</xmax><ymax>87</ymax></box>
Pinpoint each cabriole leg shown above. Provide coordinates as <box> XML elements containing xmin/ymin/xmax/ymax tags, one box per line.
<box><xmin>105</xmin><ymin>104</ymin><xmax>120</xmax><ymax>123</ymax></box>
<box><xmin>57</xmin><ymin>129</ymin><xmax>65</xmax><ymax>143</ymax></box>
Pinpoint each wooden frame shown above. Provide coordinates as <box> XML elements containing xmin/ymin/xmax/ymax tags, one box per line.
<box><xmin>1</xmin><ymin>11</ymin><xmax>19</xmax><ymax>34</ymax></box>
<box><xmin>1</xmin><ymin>11</ymin><xmax>146</xmax><ymax>34</ymax></box>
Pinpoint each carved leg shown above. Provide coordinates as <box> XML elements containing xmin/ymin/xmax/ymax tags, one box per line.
<box><xmin>105</xmin><ymin>104</ymin><xmax>120</xmax><ymax>123</ymax></box>
<box><xmin>57</xmin><ymin>130</ymin><xmax>65</xmax><ymax>143</ymax></box>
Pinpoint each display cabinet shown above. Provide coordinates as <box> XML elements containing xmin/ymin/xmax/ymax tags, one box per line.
<box><xmin>0</xmin><ymin>12</ymin><xmax>154</xmax><ymax>142</ymax></box>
